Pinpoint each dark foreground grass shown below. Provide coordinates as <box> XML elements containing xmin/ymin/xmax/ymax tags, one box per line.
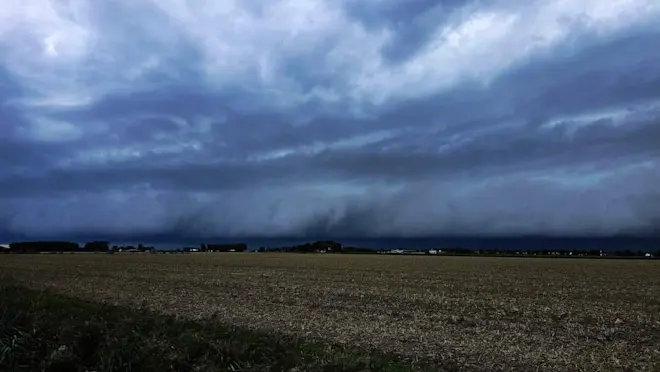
<box><xmin>0</xmin><ymin>286</ymin><xmax>430</xmax><ymax>372</ymax></box>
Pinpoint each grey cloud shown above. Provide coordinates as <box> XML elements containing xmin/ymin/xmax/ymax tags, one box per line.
<box><xmin>343</xmin><ymin>0</ymin><xmax>444</xmax><ymax>62</ymax></box>
<box><xmin>120</xmin><ymin>117</ymin><xmax>187</xmax><ymax>142</ymax></box>
<box><xmin>1</xmin><ymin>0</ymin><xmax>660</xmax><ymax>239</ymax></box>
<box><xmin>0</xmin><ymin>139</ymin><xmax>72</xmax><ymax>173</ymax></box>
<box><xmin>292</xmin><ymin>162</ymin><xmax>660</xmax><ymax>238</ymax></box>
<box><xmin>0</xmin><ymin>68</ymin><xmax>27</xmax><ymax>137</ymax></box>
<box><xmin>343</xmin><ymin>0</ymin><xmax>480</xmax><ymax>64</ymax></box>
<box><xmin>1</xmin><ymin>108</ymin><xmax>658</xmax><ymax>200</ymax></box>
<box><xmin>502</xmin><ymin>31</ymin><xmax>660</xmax><ymax>119</ymax></box>
<box><xmin>6</xmin><ymin>162</ymin><xmax>659</xmax><ymax>238</ymax></box>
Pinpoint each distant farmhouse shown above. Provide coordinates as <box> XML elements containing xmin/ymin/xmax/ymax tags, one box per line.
<box><xmin>112</xmin><ymin>243</ymin><xmax>155</xmax><ymax>253</ymax></box>
<box><xmin>202</xmin><ymin>243</ymin><xmax>247</xmax><ymax>252</ymax></box>
<box><xmin>313</xmin><ymin>241</ymin><xmax>343</xmax><ymax>253</ymax></box>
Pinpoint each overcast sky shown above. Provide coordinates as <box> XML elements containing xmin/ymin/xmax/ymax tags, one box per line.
<box><xmin>1</xmin><ymin>0</ymin><xmax>659</xmax><ymax>239</ymax></box>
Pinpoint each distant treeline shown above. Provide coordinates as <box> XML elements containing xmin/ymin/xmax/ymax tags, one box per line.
<box><xmin>452</xmin><ymin>248</ymin><xmax>659</xmax><ymax>257</ymax></box>
<box><xmin>3</xmin><ymin>240</ymin><xmax>657</xmax><ymax>257</ymax></box>
<box><xmin>110</xmin><ymin>244</ymin><xmax>155</xmax><ymax>253</ymax></box>
<box><xmin>160</xmin><ymin>243</ymin><xmax>248</xmax><ymax>253</ymax></box>
<box><xmin>2</xmin><ymin>241</ymin><xmax>250</xmax><ymax>254</ymax></box>
<box><xmin>377</xmin><ymin>248</ymin><xmax>659</xmax><ymax>258</ymax></box>
<box><xmin>258</xmin><ymin>243</ymin><xmax>658</xmax><ymax>257</ymax></box>
<box><xmin>4</xmin><ymin>241</ymin><xmax>109</xmax><ymax>254</ymax></box>
<box><xmin>259</xmin><ymin>241</ymin><xmax>371</xmax><ymax>253</ymax></box>
<box><xmin>203</xmin><ymin>243</ymin><xmax>247</xmax><ymax>252</ymax></box>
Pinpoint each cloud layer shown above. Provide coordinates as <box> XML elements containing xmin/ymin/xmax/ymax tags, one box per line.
<box><xmin>1</xmin><ymin>0</ymin><xmax>660</xmax><ymax>239</ymax></box>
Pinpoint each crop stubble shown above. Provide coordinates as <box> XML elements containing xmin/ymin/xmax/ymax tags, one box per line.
<box><xmin>1</xmin><ymin>253</ymin><xmax>658</xmax><ymax>371</ymax></box>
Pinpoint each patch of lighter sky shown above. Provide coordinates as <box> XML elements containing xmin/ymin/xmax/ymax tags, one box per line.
<box><xmin>120</xmin><ymin>114</ymin><xmax>213</xmax><ymax>138</ymax></box>
<box><xmin>542</xmin><ymin>108</ymin><xmax>633</xmax><ymax>141</ymax></box>
<box><xmin>299</xmin><ymin>178</ymin><xmax>402</xmax><ymax>199</ymax></box>
<box><xmin>151</xmin><ymin>0</ymin><xmax>391</xmax><ymax>104</ymax></box>
<box><xmin>11</xmin><ymin>94</ymin><xmax>95</xmax><ymax>109</ymax></box>
<box><xmin>0</xmin><ymin>0</ymin><xmax>95</xmax><ymax>98</ymax></box>
<box><xmin>54</xmin><ymin>142</ymin><xmax>193</xmax><ymax>169</ymax></box>
<box><xmin>3</xmin><ymin>0</ymin><xmax>659</xmax><ymax>112</ymax></box>
<box><xmin>247</xmin><ymin>129</ymin><xmax>399</xmax><ymax>162</ymax></box>
<box><xmin>152</xmin><ymin>0</ymin><xmax>346</xmax><ymax>78</ymax></box>
<box><xmin>541</xmin><ymin>100</ymin><xmax>660</xmax><ymax>139</ymax></box>
<box><xmin>0</xmin><ymin>1</ymin><xmax>167</xmax><ymax>111</ymax></box>
<box><xmin>16</xmin><ymin>117</ymin><xmax>83</xmax><ymax>143</ymax></box>
<box><xmin>528</xmin><ymin>160</ymin><xmax>657</xmax><ymax>188</ymax></box>
<box><xmin>348</xmin><ymin>0</ymin><xmax>660</xmax><ymax>105</ymax></box>
<box><xmin>125</xmin><ymin>55</ymin><xmax>162</xmax><ymax>81</ymax></box>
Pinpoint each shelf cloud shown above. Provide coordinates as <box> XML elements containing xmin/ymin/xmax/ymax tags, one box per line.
<box><xmin>1</xmin><ymin>0</ymin><xmax>659</xmax><ymax>239</ymax></box>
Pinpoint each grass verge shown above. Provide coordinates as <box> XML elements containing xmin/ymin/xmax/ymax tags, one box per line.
<box><xmin>0</xmin><ymin>285</ymin><xmax>432</xmax><ymax>372</ymax></box>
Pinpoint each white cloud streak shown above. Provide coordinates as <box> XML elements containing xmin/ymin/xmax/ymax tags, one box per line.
<box><xmin>2</xmin><ymin>0</ymin><xmax>658</xmax><ymax>110</ymax></box>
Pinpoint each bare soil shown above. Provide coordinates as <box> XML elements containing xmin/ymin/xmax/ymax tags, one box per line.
<box><xmin>1</xmin><ymin>253</ymin><xmax>659</xmax><ymax>371</ymax></box>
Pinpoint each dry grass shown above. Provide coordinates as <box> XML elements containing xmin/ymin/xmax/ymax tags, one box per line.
<box><xmin>1</xmin><ymin>253</ymin><xmax>659</xmax><ymax>371</ymax></box>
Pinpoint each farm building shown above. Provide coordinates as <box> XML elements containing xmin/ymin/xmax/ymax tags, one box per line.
<box><xmin>312</xmin><ymin>241</ymin><xmax>342</xmax><ymax>252</ymax></box>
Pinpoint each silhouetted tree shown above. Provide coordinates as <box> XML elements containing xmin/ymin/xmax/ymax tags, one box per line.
<box><xmin>84</xmin><ymin>241</ymin><xmax>109</xmax><ymax>252</ymax></box>
<box><xmin>9</xmin><ymin>241</ymin><xmax>79</xmax><ymax>253</ymax></box>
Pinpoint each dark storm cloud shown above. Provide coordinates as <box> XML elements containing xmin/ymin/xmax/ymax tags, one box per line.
<box><xmin>507</xmin><ymin>31</ymin><xmax>660</xmax><ymax>120</ymax></box>
<box><xmin>1</xmin><ymin>108</ymin><xmax>658</xmax><ymax>197</ymax></box>
<box><xmin>342</xmin><ymin>0</ymin><xmax>473</xmax><ymax>62</ymax></box>
<box><xmin>1</xmin><ymin>0</ymin><xmax>660</xmax><ymax>238</ymax></box>
<box><xmin>0</xmin><ymin>67</ymin><xmax>25</xmax><ymax>135</ymax></box>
